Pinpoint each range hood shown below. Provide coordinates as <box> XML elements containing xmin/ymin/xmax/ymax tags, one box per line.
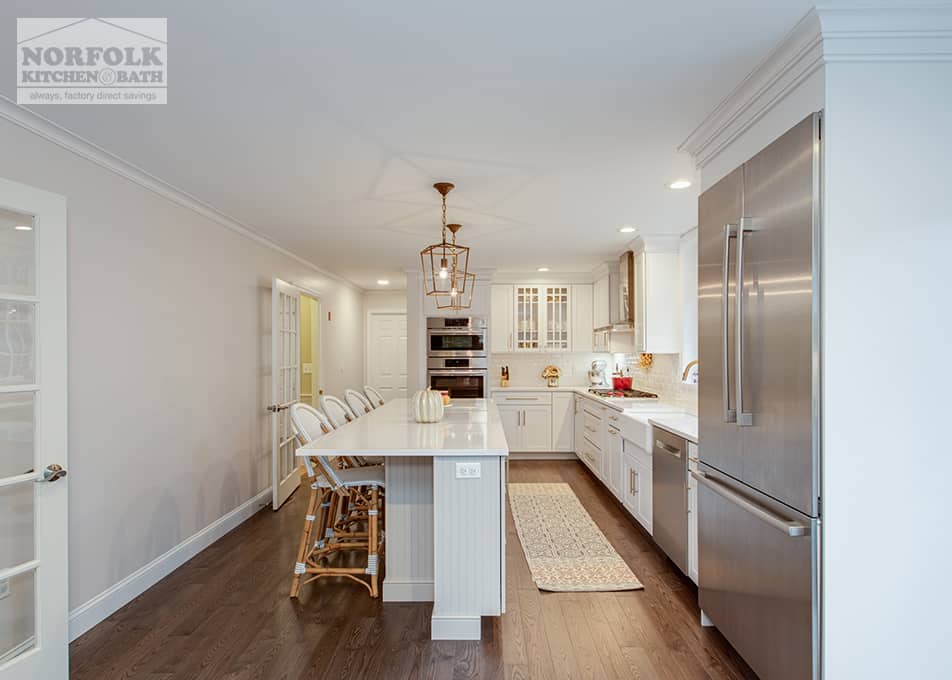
<box><xmin>594</xmin><ymin>251</ymin><xmax>635</xmax><ymax>332</ymax></box>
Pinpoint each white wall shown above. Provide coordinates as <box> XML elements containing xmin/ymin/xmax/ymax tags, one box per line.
<box><xmin>364</xmin><ymin>289</ymin><xmax>407</xmax><ymax>314</ymax></box>
<box><xmin>0</xmin><ymin>117</ymin><xmax>365</xmax><ymax>630</ymax></box>
<box><xmin>821</xmin><ymin>59</ymin><xmax>952</xmax><ymax>679</ymax></box>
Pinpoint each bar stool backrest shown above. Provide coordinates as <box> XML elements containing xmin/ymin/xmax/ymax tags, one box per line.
<box><xmin>320</xmin><ymin>395</ymin><xmax>355</xmax><ymax>429</ymax></box>
<box><xmin>344</xmin><ymin>389</ymin><xmax>373</xmax><ymax>417</ymax></box>
<box><xmin>289</xmin><ymin>402</ymin><xmax>342</xmax><ymax>488</ymax></box>
<box><xmin>363</xmin><ymin>385</ymin><xmax>385</xmax><ymax>408</ymax></box>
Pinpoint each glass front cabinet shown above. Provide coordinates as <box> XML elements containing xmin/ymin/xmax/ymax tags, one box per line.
<box><xmin>513</xmin><ymin>285</ymin><xmax>571</xmax><ymax>352</ymax></box>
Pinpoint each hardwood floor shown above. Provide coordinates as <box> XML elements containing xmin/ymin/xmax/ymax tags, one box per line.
<box><xmin>70</xmin><ymin>461</ymin><xmax>757</xmax><ymax>679</ymax></box>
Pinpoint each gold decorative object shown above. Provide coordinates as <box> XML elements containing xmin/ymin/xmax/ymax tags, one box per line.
<box><xmin>636</xmin><ymin>353</ymin><xmax>653</xmax><ymax>369</ymax></box>
<box><xmin>541</xmin><ymin>365</ymin><xmax>561</xmax><ymax>388</ymax></box>
<box><xmin>420</xmin><ymin>182</ymin><xmax>474</xmax><ymax>310</ymax></box>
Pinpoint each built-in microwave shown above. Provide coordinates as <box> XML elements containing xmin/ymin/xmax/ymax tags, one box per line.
<box><xmin>426</xmin><ymin>317</ymin><xmax>487</xmax><ymax>358</ymax></box>
<box><xmin>427</xmin><ymin>357</ymin><xmax>488</xmax><ymax>399</ymax></box>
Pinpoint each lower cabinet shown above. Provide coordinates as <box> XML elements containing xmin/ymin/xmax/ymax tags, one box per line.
<box><xmin>551</xmin><ymin>393</ymin><xmax>575</xmax><ymax>452</ymax></box>
<box><xmin>687</xmin><ymin>442</ymin><xmax>699</xmax><ymax>584</ymax></box>
<box><xmin>497</xmin><ymin>403</ymin><xmax>551</xmax><ymax>452</ymax></box>
<box><xmin>621</xmin><ymin>442</ymin><xmax>652</xmax><ymax>534</ymax></box>
<box><xmin>605</xmin><ymin>425</ymin><xmax>622</xmax><ymax>497</ymax></box>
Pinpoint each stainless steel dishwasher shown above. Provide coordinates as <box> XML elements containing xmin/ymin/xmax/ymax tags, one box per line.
<box><xmin>652</xmin><ymin>427</ymin><xmax>688</xmax><ymax>573</ymax></box>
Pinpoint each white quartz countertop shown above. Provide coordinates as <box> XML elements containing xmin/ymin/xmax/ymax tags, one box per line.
<box><xmin>491</xmin><ymin>384</ymin><xmax>680</xmax><ymax>414</ymax></box>
<box><xmin>297</xmin><ymin>398</ymin><xmax>510</xmax><ymax>458</ymax></box>
<box><xmin>648</xmin><ymin>414</ymin><xmax>699</xmax><ymax>444</ymax></box>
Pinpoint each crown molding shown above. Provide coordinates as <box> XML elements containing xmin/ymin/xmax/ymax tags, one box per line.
<box><xmin>0</xmin><ymin>95</ymin><xmax>365</xmax><ymax>292</ymax></box>
<box><xmin>679</xmin><ymin>4</ymin><xmax>952</xmax><ymax>170</ymax></box>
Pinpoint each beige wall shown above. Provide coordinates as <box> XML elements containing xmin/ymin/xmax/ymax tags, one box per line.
<box><xmin>0</xmin><ymin>118</ymin><xmax>366</xmax><ymax>618</ymax></box>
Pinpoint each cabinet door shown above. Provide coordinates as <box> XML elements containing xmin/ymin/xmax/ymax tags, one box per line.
<box><xmin>622</xmin><ymin>453</ymin><xmax>652</xmax><ymax>533</ymax></box>
<box><xmin>551</xmin><ymin>393</ymin><xmax>574</xmax><ymax>452</ymax></box>
<box><xmin>687</xmin><ymin>443</ymin><xmax>699</xmax><ymax>584</ymax></box>
<box><xmin>490</xmin><ymin>285</ymin><xmax>514</xmax><ymax>353</ymax></box>
<box><xmin>496</xmin><ymin>404</ymin><xmax>523</xmax><ymax>451</ymax></box>
<box><xmin>606</xmin><ymin>428</ymin><xmax>622</xmax><ymax>498</ymax></box>
<box><xmin>574</xmin><ymin>396</ymin><xmax>586</xmax><ymax>454</ymax></box>
<box><xmin>593</xmin><ymin>274</ymin><xmax>610</xmax><ymax>328</ymax></box>
<box><xmin>632</xmin><ymin>456</ymin><xmax>652</xmax><ymax>533</ymax></box>
<box><xmin>514</xmin><ymin>286</ymin><xmax>541</xmax><ymax>351</ymax></box>
<box><xmin>571</xmin><ymin>284</ymin><xmax>593</xmax><ymax>352</ymax></box>
<box><xmin>543</xmin><ymin>286</ymin><xmax>570</xmax><ymax>351</ymax></box>
<box><xmin>621</xmin><ymin>453</ymin><xmax>638</xmax><ymax>515</ymax></box>
<box><xmin>633</xmin><ymin>251</ymin><xmax>647</xmax><ymax>351</ymax></box>
<box><xmin>521</xmin><ymin>405</ymin><xmax>552</xmax><ymax>452</ymax></box>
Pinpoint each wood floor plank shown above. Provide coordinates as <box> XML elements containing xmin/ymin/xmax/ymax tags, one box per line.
<box><xmin>69</xmin><ymin>461</ymin><xmax>757</xmax><ymax>680</ymax></box>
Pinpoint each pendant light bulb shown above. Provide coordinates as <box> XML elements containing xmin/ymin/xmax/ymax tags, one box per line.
<box><xmin>439</xmin><ymin>257</ymin><xmax>449</xmax><ymax>279</ymax></box>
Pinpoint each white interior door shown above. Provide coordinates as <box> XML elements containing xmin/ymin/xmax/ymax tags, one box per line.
<box><xmin>367</xmin><ymin>313</ymin><xmax>407</xmax><ymax>401</ymax></box>
<box><xmin>0</xmin><ymin>179</ymin><xmax>68</xmax><ymax>678</ymax></box>
<box><xmin>270</xmin><ymin>279</ymin><xmax>302</xmax><ymax>510</ymax></box>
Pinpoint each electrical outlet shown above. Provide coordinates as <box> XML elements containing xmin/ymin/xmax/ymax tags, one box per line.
<box><xmin>455</xmin><ymin>462</ymin><xmax>481</xmax><ymax>479</ymax></box>
<box><xmin>0</xmin><ymin>578</ymin><xmax>10</xmax><ymax>600</ymax></box>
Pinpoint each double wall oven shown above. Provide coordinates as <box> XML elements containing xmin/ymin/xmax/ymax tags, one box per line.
<box><xmin>426</xmin><ymin>317</ymin><xmax>487</xmax><ymax>398</ymax></box>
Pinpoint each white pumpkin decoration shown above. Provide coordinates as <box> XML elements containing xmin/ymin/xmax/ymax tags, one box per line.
<box><xmin>412</xmin><ymin>388</ymin><xmax>445</xmax><ymax>423</ymax></box>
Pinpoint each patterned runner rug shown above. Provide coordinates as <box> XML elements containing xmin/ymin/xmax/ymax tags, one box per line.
<box><xmin>509</xmin><ymin>482</ymin><xmax>643</xmax><ymax>592</ymax></box>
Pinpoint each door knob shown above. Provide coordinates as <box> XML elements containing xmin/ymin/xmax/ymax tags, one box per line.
<box><xmin>36</xmin><ymin>464</ymin><xmax>67</xmax><ymax>483</ymax></box>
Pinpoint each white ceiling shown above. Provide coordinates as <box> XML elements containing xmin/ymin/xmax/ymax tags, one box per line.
<box><xmin>1</xmin><ymin>1</ymin><xmax>816</xmax><ymax>289</ymax></box>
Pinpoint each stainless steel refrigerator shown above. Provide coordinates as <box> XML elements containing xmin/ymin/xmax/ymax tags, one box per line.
<box><xmin>696</xmin><ymin>112</ymin><xmax>821</xmax><ymax>680</ymax></box>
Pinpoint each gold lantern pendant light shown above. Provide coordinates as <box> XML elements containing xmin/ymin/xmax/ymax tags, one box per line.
<box><xmin>420</xmin><ymin>182</ymin><xmax>475</xmax><ymax>310</ymax></box>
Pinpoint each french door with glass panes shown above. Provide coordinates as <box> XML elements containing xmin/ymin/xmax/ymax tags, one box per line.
<box><xmin>513</xmin><ymin>285</ymin><xmax>571</xmax><ymax>352</ymax></box>
<box><xmin>0</xmin><ymin>178</ymin><xmax>68</xmax><ymax>679</ymax></box>
<box><xmin>270</xmin><ymin>279</ymin><xmax>303</xmax><ymax>510</ymax></box>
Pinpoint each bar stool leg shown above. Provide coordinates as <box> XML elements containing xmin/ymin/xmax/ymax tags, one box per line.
<box><xmin>367</xmin><ymin>484</ymin><xmax>380</xmax><ymax>597</ymax></box>
<box><xmin>290</xmin><ymin>483</ymin><xmax>320</xmax><ymax>598</ymax></box>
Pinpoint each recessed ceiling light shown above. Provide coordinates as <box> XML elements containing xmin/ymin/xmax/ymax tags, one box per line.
<box><xmin>668</xmin><ymin>179</ymin><xmax>692</xmax><ymax>190</ymax></box>
<box><xmin>537</xmin><ymin>267</ymin><xmax>550</xmax><ymax>272</ymax></box>
<box><xmin>14</xmin><ymin>225</ymin><xmax>32</xmax><ymax>231</ymax></box>
<box><xmin>618</xmin><ymin>226</ymin><xmax>636</xmax><ymax>234</ymax></box>
<box><xmin>377</xmin><ymin>279</ymin><xmax>390</xmax><ymax>286</ymax></box>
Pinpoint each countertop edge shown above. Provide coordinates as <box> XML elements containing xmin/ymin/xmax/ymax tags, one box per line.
<box><xmin>648</xmin><ymin>417</ymin><xmax>699</xmax><ymax>445</ymax></box>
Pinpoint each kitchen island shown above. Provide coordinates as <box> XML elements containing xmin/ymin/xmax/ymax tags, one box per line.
<box><xmin>296</xmin><ymin>398</ymin><xmax>509</xmax><ymax>640</ymax></box>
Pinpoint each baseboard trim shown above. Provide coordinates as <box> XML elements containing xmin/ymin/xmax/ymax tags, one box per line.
<box><xmin>68</xmin><ymin>488</ymin><xmax>271</xmax><ymax>642</ymax></box>
<box><xmin>510</xmin><ymin>452</ymin><xmax>578</xmax><ymax>461</ymax></box>
<box><xmin>431</xmin><ymin>615</ymin><xmax>482</xmax><ymax>640</ymax></box>
<box><xmin>382</xmin><ymin>579</ymin><xmax>434</xmax><ymax>602</ymax></box>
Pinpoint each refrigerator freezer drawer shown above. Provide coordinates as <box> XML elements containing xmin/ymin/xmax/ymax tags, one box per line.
<box><xmin>697</xmin><ymin>464</ymin><xmax>818</xmax><ymax>680</ymax></box>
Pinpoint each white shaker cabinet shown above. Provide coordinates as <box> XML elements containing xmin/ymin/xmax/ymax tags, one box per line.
<box><xmin>631</xmin><ymin>248</ymin><xmax>681</xmax><ymax>354</ymax></box>
<box><xmin>571</xmin><ymin>284</ymin><xmax>593</xmax><ymax>352</ymax></box>
<box><xmin>551</xmin><ymin>393</ymin><xmax>575</xmax><ymax>452</ymax></box>
<box><xmin>493</xmin><ymin>392</ymin><xmax>552</xmax><ymax>452</ymax></box>
<box><xmin>606</xmin><ymin>423</ymin><xmax>623</xmax><ymax>498</ymax></box>
<box><xmin>593</xmin><ymin>274</ymin><xmax>610</xmax><ymax>329</ymax></box>
<box><xmin>687</xmin><ymin>442</ymin><xmax>699</xmax><ymax>584</ymax></box>
<box><xmin>490</xmin><ymin>284</ymin><xmax>514</xmax><ymax>353</ymax></box>
<box><xmin>621</xmin><ymin>438</ymin><xmax>652</xmax><ymax>534</ymax></box>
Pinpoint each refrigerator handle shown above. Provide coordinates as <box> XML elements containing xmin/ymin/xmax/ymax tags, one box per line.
<box><xmin>735</xmin><ymin>217</ymin><xmax>757</xmax><ymax>427</ymax></box>
<box><xmin>722</xmin><ymin>224</ymin><xmax>737</xmax><ymax>424</ymax></box>
<box><xmin>692</xmin><ymin>470</ymin><xmax>810</xmax><ymax>537</ymax></box>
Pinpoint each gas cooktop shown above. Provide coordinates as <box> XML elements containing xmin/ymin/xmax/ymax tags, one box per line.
<box><xmin>588</xmin><ymin>388</ymin><xmax>658</xmax><ymax>399</ymax></box>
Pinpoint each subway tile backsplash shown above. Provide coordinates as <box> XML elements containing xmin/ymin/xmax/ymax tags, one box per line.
<box><xmin>489</xmin><ymin>351</ymin><xmax>698</xmax><ymax>414</ymax></box>
<box><xmin>489</xmin><ymin>353</ymin><xmax>612</xmax><ymax>388</ymax></box>
<box><xmin>618</xmin><ymin>353</ymin><xmax>698</xmax><ymax>414</ymax></box>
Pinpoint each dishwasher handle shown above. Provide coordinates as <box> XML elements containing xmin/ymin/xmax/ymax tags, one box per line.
<box><xmin>654</xmin><ymin>439</ymin><xmax>682</xmax><ymax>459</ymax></box>
<box><xmin>691</xmin><ymin>471</ymin><xmax>810</xmax><ymax>538</ymax></box>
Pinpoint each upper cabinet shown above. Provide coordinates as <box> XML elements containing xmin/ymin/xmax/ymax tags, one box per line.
<box><xmin>631</xmin><ymin>247</ymin><xmax>681</xmax><ymax>354</ymax></box>
<box><xmin>593</xmin><ymin>274</ymin><xmax>611</xmax><ymax>329</ymax></box>
<box><xmin>592</xmin><ymin>238</ymin><xmax>681</xmax><ymax>355</ymax></box>
<box><xmin>491</xmin><ymin>283</ymin><xmax>592</xmax><ymax>353</ymax></box>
